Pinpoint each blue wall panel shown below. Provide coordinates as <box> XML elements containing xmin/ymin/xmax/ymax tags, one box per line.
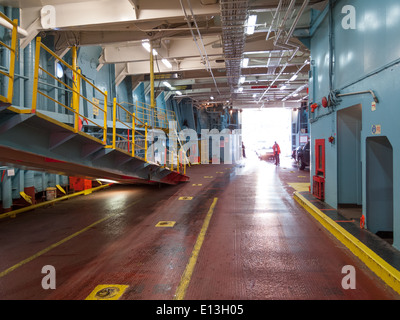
<box><xmin>309</xmin><ymin>0</ymin><xmax>400</xmax><ymax>248</ymax></box>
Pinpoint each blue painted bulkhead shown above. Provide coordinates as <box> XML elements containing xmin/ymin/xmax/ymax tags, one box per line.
<box><xmin>308</xmin><ymin>0</ymin><xmax>400</xmax><ymax>248</ymax></box>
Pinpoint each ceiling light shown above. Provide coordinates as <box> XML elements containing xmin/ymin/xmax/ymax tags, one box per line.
<box><xmin>280</xmin><ymin>85</ymin><xmax>287</xmax><ymax>91</ymax></box>
<box><xmin>142</xmin><ymin>40</ymin><xmax>158</xmax><ymax>55</ymax></box>
<box><xmin>163</xmin><ymin>81</ymin><xmax>172</xmax><ymax>88</ymax></box>
<box><xmin>238</xmin><ymin>87</ymin><xmax>243</xmax><ymax>93</ymax></box>
<box><xmin>289</xmin><ymin>74</ymin><xmax>298</xmax><ymax>82</ymax></box>
<box><xmin>246</xmin><ymin>15</ymin><xmax>257</xmax><ymax>35</ymax></box>
<box><xmin>242</xmin><ymin>58</ymin><xmax>249</xmax><ymax>68</ymax></box>
<box><xmin>162</xmin><ymin>58</ymin><xmax>172</xmax><ymax>68</ymax></box>
<box><xmin>176</xmin><ymin>91</ymin><xmax>182</xmax><ymax>95</ymax></box>
<box><xmin>210</xmin><ymin>96</ymin><xmax>214</xmax><ymax>100</ymax></box>
<box><xmin>239</xmin><ymin>76</ymin><xmax>245</xmax><ymax>84</ymax></box>
<box><xmin>142</xmin><ymin>40</ymin><xmax>151</xmax><ymax>52</ymax></box>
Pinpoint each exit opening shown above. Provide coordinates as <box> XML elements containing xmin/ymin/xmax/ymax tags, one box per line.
<box><xmin>242</xmin><ymin>108</ymin><xmax>291</xmax><ymax>160</ymax></box>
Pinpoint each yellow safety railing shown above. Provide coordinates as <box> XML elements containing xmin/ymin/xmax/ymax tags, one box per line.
<box><xmin>6</xmin><ymin>34</ymin><xmax>187</xmax><ymax>174</ymax></box>
<box><xmin>31</xmin><ymin>37</ymin><xmax>108</xmax><ymax>144</ymax></box>
<box><xmin>120</xmin><ymin>101</ymin><xmax>180</xmax><ymax>132</ymax></box>
<box><xmin>0</xmin><ymin>12</ymin><xmax>18</xmax><ymax>105</ymax></box>
<box><xmin>113</xmin><ymin>97</ymin><xmax>148</xmax><ymax>161</ymax></box>
<box><xmin>114</xmin><ymin>98</ymin><xmax>188</xmax><ymax>173</ymax></box>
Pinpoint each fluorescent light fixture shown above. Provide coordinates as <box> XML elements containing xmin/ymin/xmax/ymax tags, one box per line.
<box><xmin>176</xmin><ymin>91</ymin><xmax>182</xmax><ymax>95</ymax></box>
<box><xmin>210</xmin><ymin>96</ymin><xmax>214</xmax><ymax>100</ymax></box>
<box><xmin>242</xmin><ymin>58</ymin><xmax>249</xmax><ymax>67</ymax></box>
<box><xmin>162</xmin><ymin>58</ymin><xmax>172</xmax><ymax>68</ymax></box>
<box><xmin>246</xmin><ymin>15</ymin><xmax>257</xmax><ymax>35</ymax></box>
<box><xmin>163</xmin><ymin>81</ymin><xmax>172</xmax><ymax>88</ymax></box>
<box><xmin>97</xmin><ymin>178</ymin><xmax>118</xmax><ymax>184</ymax></box>
<box><xmin>238</xmin><ymin>87</ymin><xmax>243</xmax><ymax>93</ymax></box>
<box><xmin>142</xmin><ymin>40</ymin><xmax>158</xmax><ymax>55</ymax></box>
<box><xmin>253</xmin><ymin>93</ymin><xmax>257</xmax><ymax>98</ymax></box>
<box><xmin>142</xmin><ymin>40</ymin><xmax>151</xmax><ymax>52</ymax></box>
<box><xmin>280</xmin><ymin>85</ymin><xmax>287</xmax><ymax>91</ymax></box>
<box><xmin>289</xmin><ymin>74</ymin><xmax>298</xmax><ymax>82</ymax></box>
<box><xmin>239</xmin><ymin>76</ymin><xmax>245</xmax><ymax>84</ymax></box>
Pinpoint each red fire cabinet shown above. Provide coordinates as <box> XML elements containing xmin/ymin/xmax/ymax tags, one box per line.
<box><xmin>313</xmin><ymin>139</ymin><xmax>325</xmax><ymax>200</ymax></box>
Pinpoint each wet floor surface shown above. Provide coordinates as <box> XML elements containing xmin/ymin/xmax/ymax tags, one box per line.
<box><xmin>0</xmin><ymin>156</ymin><xmax>399</xmax><ymax>300</ymax></box>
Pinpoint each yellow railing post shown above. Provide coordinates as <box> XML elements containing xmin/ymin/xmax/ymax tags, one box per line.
<box><xmin>103</xmin><ymin>91</ymin><xmax>108</xmax><ymax>145</ymax></box>
<box><xmin>77</xmin><ymin>69</ymin><xmax>81</xmax><ymax>127</ymax></box>
<box><xmin>72</xmin><ymin>46</ymin><xmax>79</xmax><ymax>132</ymax></box>
<box><xmin>6</xmin><ymin>19</ymin><xmax>18</xmax><ymax>104</ymax></box>
<box><xmin>31</xmin><ymin>37</ymin><xmax>41</xmax><ymax>112</ymax></box>
<box><xmin>150</xmin><ymin>42</ymin><xmax>155</xmax><ymax>110</ymax></box>
<box><xmin>177</xmin><ymin>149</ymin><xmax>180</xmax><ymax>173</ymax></box>
<box><xmin>145</xmin><ymin>122</ymin><xmax>148</xmax><ymax>162</ymax></box>
<box><xmin>112</xmin><ymin>98</ymin><xmax>117</xmax><ymax>149</ymax></box>
<box><xmin>132</xmin><ymin>112</ymin><xmax>135</xmax><ymax>157</ymax></box>
<box><xmin>170</xmin><ymin>148</ymin><xmax>173</xmax><ymax>171</ymax></box>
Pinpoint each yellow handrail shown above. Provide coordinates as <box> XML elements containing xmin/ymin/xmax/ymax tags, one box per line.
<box><xmin>31</xmin><ymin>37</ymin><xmax>108</xmax><ymax>144</ymax></box>
<box><xmin>113</xmin><ymin>98</ymin><xmax>149</xmax><ymax>161</ymax></box>
<box><xmin>0</xmin><ymin>12</ymin><xmax>18</xmax><ymax>105</ymax></box>
<box><xmin>6</xmin><ymin>34</ymin><xmax>186</xmax><ymax>174</ymax></box>
<box><xmin>119</xmin><ymin>101</ymin><xmax>180</xmax><ymax>131</ymax></box>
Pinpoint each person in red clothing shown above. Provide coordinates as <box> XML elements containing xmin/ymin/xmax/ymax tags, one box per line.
<box><xmin>272</xmin><ymin>141</ymin><xmax>281</xmax><ymax>165</ymax></box>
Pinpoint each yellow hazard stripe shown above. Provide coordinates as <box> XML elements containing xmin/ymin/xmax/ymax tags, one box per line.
<box><xmin>294</xmin><ymin>191</ymin><xmax>400</xmax><ymax>295</ymax></box>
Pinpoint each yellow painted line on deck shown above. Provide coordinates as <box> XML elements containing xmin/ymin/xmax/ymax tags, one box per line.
<box><xmin>192</xmin><ymin>184</ymin><xmax>202</xmax><ymax>187</ymax></box>
<box><xmin>85</xmin><ymin>284</ymin><xmax>129</xmax><ymax>300</ymax></box>
<box><xmin>294</xmin><ymin>191</ymin><xmax>400</xmax><ymax>295</ymax></box>
<box><xmin>0</xmin><ymin>199</ymin><xmax>140</xmax><ymax>279</ymax></box>
<box><xmin>174</xmin><ymin>197</ymin><xmax>218</xmax><ymax>300</ymax></box>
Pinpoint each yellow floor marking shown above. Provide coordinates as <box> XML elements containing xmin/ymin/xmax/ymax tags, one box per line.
<box><xmin>216</xmin><ymin>171</ymin><xmax>224</xmax><ymax>173</ymax></box>
<box><xmin>155</xmin><ymin>221</ymin><xmax>176</xmax><ymax>227</ymax></box>
<box><xmin>179</xmin><ymin>196</ymin><xmax>193</xmax><ymax>200</ymax></box>
<box><xmin>204</xmin><ymin>176</ymin><xmax>213</xmax><ymax>178</ymax></box>
<box><xmin>174</xmin><ymin>197</ymin><xmax>218</xmax><ymax>300</ymax></box>
<box><xmin>298</xmin><ymin>175</ymin><xmax>307</xmax><ymax>178</ymax></box>
<box><xmin>288</xmin><ymin>182</ymin><xmax>310</xmax><ymax>192</ymax></box>
<box><xmin>0</xmin><ymin>199</ymin><xmax>140</xmax><ymax>278</ymax></box>
<box><xmin>85</xmin><ymin>284</ymin><xmax>129</xmax><ymax>300</ymax></box>
<box><xmin>192</xmin><ymin>184</ymin><xmax>202</xmax><ymax>187</ymax></box>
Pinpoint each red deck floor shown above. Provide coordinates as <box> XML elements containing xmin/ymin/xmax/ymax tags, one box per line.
<box><xmin>0</xmin><ymin>156</ymin><xmax>398</xmax><ymax>301</ymax></box>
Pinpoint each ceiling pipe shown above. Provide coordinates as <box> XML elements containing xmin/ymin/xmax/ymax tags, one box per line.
<box><xmin>0</xmin><ymin>16</ymin><xmax>28</xmax><ymax>38</ymax></box>
<box><xmin>179</xmin><ymin>0</ymin><xmax>221</xmax><ymax>95</ymax></box>
<box><xmin>265</xmin><ymin>0</ymin><xmax>283</xmax><ymax>41</ymax></box>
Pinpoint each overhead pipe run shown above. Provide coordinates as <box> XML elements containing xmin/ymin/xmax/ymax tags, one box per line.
<box><xmin>337</xmin><ymin>90</ymin><xmax>379</xmax><ymax>104</ymax></box>
<box><xmin>0</xmin><ymin>16</ymin><xmax>28</xmax><ymax>38</ymax></box>
<box><xmin>179</xmin><ymin>0</ymin><xmax>221</xmax><ymax>95</ymax></box>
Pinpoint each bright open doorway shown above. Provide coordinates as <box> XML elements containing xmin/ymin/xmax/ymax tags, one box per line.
<box><xmin>242</xmin><ymin>108</ymin><xmax>291</xmax><ymax>160</ymax></box>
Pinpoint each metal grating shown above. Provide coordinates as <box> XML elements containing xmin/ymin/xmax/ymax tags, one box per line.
<box><xmin>219</xmin><ymin>0</ymin><xmax>249</xmax><ymax>93</ymax></box>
